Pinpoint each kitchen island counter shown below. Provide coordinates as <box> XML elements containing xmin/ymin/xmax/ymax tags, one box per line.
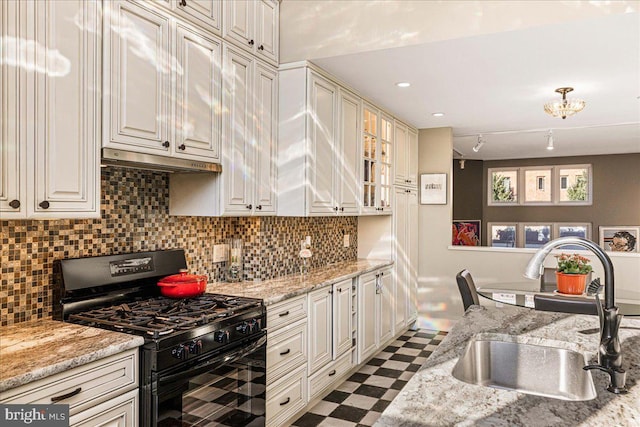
<box><xmin>0</xmin><ymin>320</ymin><xmax>144</xmax><ymax>393</ymax></box>
<box><xmin>207</xmin><ymin>258</ymin><xmax>393</xmax><ymax>305</ymax></box>
<box><xmin>376</xmin><ymin>305</ymin><xmax>640</xmax><ymax>426</ymax></box>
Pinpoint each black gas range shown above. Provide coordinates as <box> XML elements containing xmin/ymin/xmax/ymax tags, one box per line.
<box><xmin>56</xmin><ymin>250</ymin><xmax>266</xmax><ymax>427</ymax></box>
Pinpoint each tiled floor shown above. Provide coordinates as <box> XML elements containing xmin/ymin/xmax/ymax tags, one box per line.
<box><xmin>291</xmin><ymin>329</ymin><xmax>447</xmax><ymax>427</ymax></box>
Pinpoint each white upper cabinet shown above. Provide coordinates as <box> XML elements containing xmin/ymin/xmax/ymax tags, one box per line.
<box><xmin>223</xmin><ymin>0</ymin><xmax>278</xmax><ymax>64</ymax></box>
<box><xmin>278</xmin><ymin>65</ymin><xmax>363</xmax><ymax>216</ymax></box>
<box><xmin>104</xmin><ymin>1</ymin><xmax>222</xmax><ymax>162</ymax></box>
<box><xmin>174</xmin><ymin>23</ymin><xmax>222</xmax><ymax>160</ymax></box>
<box><xmin>254</xmin><ymin>61</ymin><xmax>278</xmax><ymax>214</ymax></box>
<box><xmin>1</xmin><ymin>0</ymin><xmax>100</xmax><ymax>219</ymax></box>
<box><xmin>173</xmin><ymin>0</ymin><xmax>222</xmax><ymax>35</ymax></box>
<box><xmin>361</xmin><ymin>105</ymin><xmax>393</xmax><ymax>215</ymax></box>
<box><xmin>104</xmin><ymin>1</ymin><xmax>171</xmax><ymax>154</ymax></box>
<box><xmin>395</xmin><ymin>120</ymin><xmax>418</xmax><ymax>188</ymax></box>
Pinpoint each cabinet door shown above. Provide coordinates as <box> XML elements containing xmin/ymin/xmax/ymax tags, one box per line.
<box><xmin>255</xmin><ymin>0</ymin><xmax>278</xmax><ymax>64</ymax></box>
<box><xmin>174</xmin><ymin>0</ymin><xmax>221</xmax><ymax>35</ymax></box>
<box><xmin>378</xmin><ymin>113</ymin><xmax>394</xmax><ymax>214</ymax></box>
<box><xmin>32</xmin><ymin>0</ymin><xmax>100</xmax><ymax>218</ymax></box>
<box><xmin>223</xmin><ymin>0</ymin><xmax>254</xmax><ymax>51</ymax></box>
<box><xmin>308</xmin><ymin>287</ymin><xmax>332</xmax><ymax>375</ymax></box>
<box><xmin>357</xmin><ymin>272</ymin><xmax>378</xmax><ymax>363</ymax></box>
<box><xmin>104</xmin><ymin>1</ymin><xmax>171</xmax><ymax>154</ymax></box>
<box><xmin>378</xmin><ymin>267</ymin><xmax>394</xmax><ymax>344</ymax></box>
<box><xmin>253</xmin><ymin>62</ymin><xmax>277</xmax><ymax>214</ymax></box>
<box><xmin>69</xmin><ymin>389</ymin><xmax>137</xmax><ymax>427</ymax></box>
<box><xmin>222</xmin><ymin>46</ymin><xmax>253</xmax><ymax>215</ymax></box>
<box><xmin>0</xmin><ymin>0</ymin><xmax>26</xmax><ymax>218</ymax></box>
<box><xmin>361</xmin><ymin>104</ymin><xmax>378</xmax><ymax>214</ymax></box>
<box><xmin>394</xmin><ymin>121</ymin><xmax>408</xmax><ymax>186</ymax></box>
<box><xmin>337</xmin><ymin>89</ymin><xmax>360</xmax><ymax>214</ymax></box>
<box><xmin>307</xmin><ymin>71</ymin><xmax>337</xmax><ymax>215</ymax></box>
<box><xmin>333</xmin><ymin>280</ymin><xmax>352</xmax><ymax>359</ymax></box>
<box><xmin>407</xmin><ymin>189</ymin><xmax>419</xmax><ymax>322</ymax></box>
<box><xmin>174</xmin><ymin>23</ymin><xmax>221</xmax><ymax>161</ymax></box>
<box><xmin>394</xmin><ymin>188</ymin><xmax>408</xmax><ymax>331</ymax></box>
<box><xmin>407</xmin><ymin>127</ymin><xmax>419</xmax><ymax>186</ymax></box>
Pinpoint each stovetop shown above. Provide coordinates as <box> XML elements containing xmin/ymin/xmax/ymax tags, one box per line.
<box><xmin>69</xmin><ymin>294</ymin><xmax>262</xmax><ymax>340</ymax></box>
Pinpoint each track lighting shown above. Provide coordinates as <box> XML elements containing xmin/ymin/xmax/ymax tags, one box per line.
<box><xmin>546</xmin><ymin>130</ymin><xmax>554</xmax><ymax>150</ymax></box>
<box><xmin>459</xmin><ymin>159</ymin><xmax>466</xmax><ymax>169</ymax></box>
<box><xmin>472</xmin><ymin>135</ymin><xmax>485</xmax><ymax>152</ymax></box>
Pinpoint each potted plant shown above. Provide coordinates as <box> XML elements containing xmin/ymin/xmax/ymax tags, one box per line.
<box><xmin>555</xmin><ymin>253</ymin><xmax>593</xmax><ymax>294</ymax></box>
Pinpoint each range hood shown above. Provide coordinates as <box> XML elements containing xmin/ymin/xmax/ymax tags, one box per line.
<box><xmin>101</xmin><ymin>148</ymin><xmax>222</xmax><ymax>173</ymax></box>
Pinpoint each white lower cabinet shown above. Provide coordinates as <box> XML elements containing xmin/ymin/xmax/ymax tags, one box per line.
<box><xmin>0</xmin><ymin>349</ymin><xmax>139</xmax><ymax>426</ymax></box>
<box><xmin>394</xmin><ymin>187</ymin><xmax>419</xmax><ymax>327</ymax></box>
<box><xmin>266</xmin><ymin>365</ymin><xmax>307</xmax><ymax>427</ymax></box>
<box><xmin>357</xmin><ymin>267</ymin><xmax>394</xmax><ymax>364</ymax></box>
<box><xmin>308</xmin><ymin>351</ymin><xmax>352</xmax><ymax>402</ymax></box>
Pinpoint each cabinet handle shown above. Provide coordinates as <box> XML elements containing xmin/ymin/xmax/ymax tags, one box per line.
<box><xmin>248</xmin><ymin>39</ymin><xmax>255</xmax><ymax>46</ymax></box>
<box><xmin>258</xmin><ymin>44</ymin><xmax>264</xmax><ymax>51</ymax></box>
<box><xmin>337</xmin><ymin>288</ymin><xmax>342</xmax><ymax>292</ymax></box>
<box><xmin>340</xmin><ymin>207</ymin><xmax>344</xmax><ymax>212</ymax></box>
<box><xmin>9</xmin><ymin>199</ymin><xmax>20</xmax><ymax>209</ymax></box>
<box><xmin>39</xmin><ymin>201</ymin><xmax>50</xmax><ymax>209</ymax></box>
<box><xmin>278</xmin><ymin>310</ymin><xmax>290</xmax><ymax>317</ymax></box>
<box><xmin>334</xmin><ymin>206</ymin><xmax>338</xmax><ymax>211</ymax></box>
<box><xmin>51</xmin><ymin>387</ymin><xmax>82</xmax><ymax>403</ymax></box>
<box><xmin>280</xmin><ymin>397</ymin><xmax>290</xmax><ymax>406</ymax></box>
<box><xmin>279</xmin><ymin>348</ymin><xmax>291</xmax><ymax>356</ymax></box>
<box><xmin>256</xmin><ymin>205</ymin><xmax>262</xmax><ymax>210</ymax></box>
<box><xmin>179</xmin><ymin>0</ymin><xmax>187</xmax><ymax>6</ymax></box>
<box><xmin>178</xmin><ymin>144</ymin><xmax>186</xmax><ymax>151</ymax></box>
<box><xmin>246</xmin><ymin>204</ymin><xmax>252</xmax><ymax>210</ymax></box>
<box><xmin>328</xmin><ymin>369</ymin><xmax>337</xmax><ymax>377</ymax></box>
<box><xmin>162</xmin><ymin>141</ymin><xmax>170</xmax><ymax>148</ymax></box>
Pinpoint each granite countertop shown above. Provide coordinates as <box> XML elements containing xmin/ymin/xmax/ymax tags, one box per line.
<box><xmin>207</xmin><ymin>258</ymin><xmax>393</xmax><ymax>305</ymax></box>
<box><xmin>0</xmin><ymin>320</ymin><xmax>144</xmax><ymax>393</ymax></box>
<box><xmin>376</xmin><ymin>305</ymin><xmax>640</xmax><ymax>426</ymax></box>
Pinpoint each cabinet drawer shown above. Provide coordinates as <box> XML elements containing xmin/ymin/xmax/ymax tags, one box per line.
<box><xmin>0</xmin><ymin>349</ymin><xmax>138</xmax><ymax>417</ymax></box>
<box><xmin>266</xmin><ymin>365</ymin><xmax>307</xmax><ymax>427</ymax></box>
<box><xmin>267</xmin><ymin>319</ymin><xmax>307</xmax><ymax>384</ymax></box>
<box><xmin>267</xmin><ymin>295</ymin><xmax>307</xmax><ymax>330</ymax></box>
<box><xmin>308</xmin><ymin>351</ymin><xmax>352</xmax><ymax>402</ymax></box>
<box><xmin>70</xmin><ymin>388</ymin><xmax>138</xmax><ymax>427</ymax></box>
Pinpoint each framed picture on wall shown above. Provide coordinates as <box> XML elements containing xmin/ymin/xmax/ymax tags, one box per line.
<box><xmin>599</xmin><ymin>226</ymin><xmax>640</xmax><ymax>253</ymax></box>
<box><xmin>420</xmin><ymin>173</ymin><xmax>447</xmax><ymax>204</ymax></box>
<box><xmin>452</xmin><ymin>220</ymin><xmax>481</xmax><ymax>246</ymax></box>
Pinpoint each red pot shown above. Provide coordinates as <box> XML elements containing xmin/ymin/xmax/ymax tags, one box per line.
<box><xmin>157</xmin><ymin>269</ymin><xmax>207</xmax><ymax>298</ymax></box>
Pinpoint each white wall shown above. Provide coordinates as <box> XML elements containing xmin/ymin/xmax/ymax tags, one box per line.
<box><xmin>417</xmin><ymin>128</ymin><xmax>640</xmax><ymax>331</ymax></box>
<box><xmin>280</xmin><ymin>1</ymin><xmax>633</xmax><ymax>62</ymax></box>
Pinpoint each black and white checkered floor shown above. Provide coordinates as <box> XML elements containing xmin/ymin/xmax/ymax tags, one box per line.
<box><xmin>291</xmin><ymin>329</ymin><xmax>447</xmax><ymax>427</ymax></box>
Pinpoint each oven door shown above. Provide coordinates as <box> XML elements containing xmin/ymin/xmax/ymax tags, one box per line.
<box><xmin>153</xmin><ymin>333</ymin><xmax>266</xmax><ymax>427</ymax></box>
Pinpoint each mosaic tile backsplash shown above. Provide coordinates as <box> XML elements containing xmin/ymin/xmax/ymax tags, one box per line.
<box><xmin>0</xmin><ymin>167</ymin><xmax>358</xmax><ymax>326</ymax></box>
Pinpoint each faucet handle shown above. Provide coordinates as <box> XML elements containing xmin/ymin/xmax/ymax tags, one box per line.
<box><xmin>583</xmin><ymin>364</ymin><xmax>628</xmax><ymax>394</ymax></box>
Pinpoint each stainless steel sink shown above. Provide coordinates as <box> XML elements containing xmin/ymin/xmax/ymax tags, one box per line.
<box><xmin>452</xmin><ymin>338</ymin><xmax>597</xmax><ymax>401</ymax></box>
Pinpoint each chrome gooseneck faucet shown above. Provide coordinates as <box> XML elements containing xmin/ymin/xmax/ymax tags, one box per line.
<box><xmin>524</xmin><ymin>237</ymin><xmax>627</xmax><ymax>394</ymax></box>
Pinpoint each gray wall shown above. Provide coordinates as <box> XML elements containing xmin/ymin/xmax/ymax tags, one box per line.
<box><xmin>452</xmin><ymin>159</ymin><xmax>483</xmax><ymax>221</ymax></box>
<box><xmin>453</xmin><ymin>153</ymin><xmax>640</xmax><ymax>245</ymax></box>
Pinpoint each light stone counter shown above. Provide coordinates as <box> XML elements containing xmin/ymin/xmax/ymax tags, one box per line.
<box><xmin>376</xmin><ymin>305</ymin><xmax>640</xmax><ymax>427</ymax></box>
<box><xmin>206</xmin><ymin>258</ymin><xmax>393</xmax><ymax>305</ymax></box>
<box><xmin>0</xmin><ymin>320</ymin><xmax>144</xmax><ymax>393</ymax></box>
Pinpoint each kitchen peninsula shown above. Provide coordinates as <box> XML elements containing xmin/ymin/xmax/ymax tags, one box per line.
<box><xmin>376</xmin><ymin>305</ymin><xmax>640</xmax><ymax>426</ymax></box>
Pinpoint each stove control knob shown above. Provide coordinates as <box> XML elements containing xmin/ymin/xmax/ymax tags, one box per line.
<box><xmin>188</xmin><ymin>340</ymin><xmax>203</xmax><ymax>355</ymax></box>
<box><xmin>248</xmin><ymin>319</ymin><xmax>260</xmax><ymax>333</ymax></box>
<box><xmin>238</xmin><ymin>322</ymin><xmax>250</xmax><ymax>334</ymax></box>
<box><xmin>214</xmin><ymin>331</ymin><xmax>230</xmax><ymax>344</ymax></box>
<box><xmin>171</xmin><ymin>344</ymin><xmax>187</xmax><ymax>360</ymax></box>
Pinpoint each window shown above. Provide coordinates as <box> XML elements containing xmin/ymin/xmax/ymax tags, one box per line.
<box><xmin>522</xmin><ymin>224</ymin><xmax>552</xmax><ymax>248</ymax></box>
<box><xmin>484</xmin><ymin>223</ymin><xmax>592</xmax><ymax>249</ymax></box>
<box><xmin>488</xmin><ymin>224</ymin><xmax>517</xmax><ymax>247</ymax></box>
<box><xmin>488</xmin><ymin>164</ymin><xmax>592</xmax><ymax>206</ymax></box>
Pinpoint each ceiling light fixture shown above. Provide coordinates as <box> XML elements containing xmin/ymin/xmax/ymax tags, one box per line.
<box><xmin>544</xmin><ymin>87</ymin><xmax>586</xmax><ymax>119</ymax></box>
<box><xmin>432</xmin><ymin>112</ymin><xmax>445</xmax><ymax>117</ymax></box>
<box><xmin>459</xmin><ymin>159</ymin><xmax>466</xmax><ymax>169</ymax></box>
<box><xmin>472</xmin><ymin>134</ymin><xmax>485</xmax><ymax>152</ymax></box>
<box><xmin>546</xmin><ymin>130</ymin><xmax>554</xmax><ymax>150</ymax></box>
<box><xmin>396</xmin><ymin>82</ymin><xmax>411</xmax><ymax>88</ymax></box>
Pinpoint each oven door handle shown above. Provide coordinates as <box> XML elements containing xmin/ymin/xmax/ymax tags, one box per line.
<box><xmin>159</xmin><ymin>334</ymin><xmax>267</xmax><ymax>385</ymax></box>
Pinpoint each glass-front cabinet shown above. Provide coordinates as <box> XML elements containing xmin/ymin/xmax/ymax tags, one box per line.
<box><xmin>361</xmin><ymin>103</ymin><xmax>392</xmax><ymax>214</ymax></box>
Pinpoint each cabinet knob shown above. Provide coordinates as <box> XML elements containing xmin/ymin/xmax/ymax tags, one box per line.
<box><xmin>162</xmin><ymin>141</ymin><xmax>170</xmax><ymax>148</ymax></box>
<box><xmin>340</xmin><ymin>207</ymin><xmax>344</xmax><ymax>212</ymax></box>
<box><xmin>256</xmin><ymin>205</ymin><xmax>262</xmax><ymax>210</ymax></box>
<box><xmin>179</xmin><ymin>0</ymin><xmax>187</xmax><ymax>6</ymax></box>
<box><xmin>258</xmin><ymin>45</ymin><xmax>264</xmax><ymax>51</ymax></box>
<box><xmin>248</xmin><ymin>39</ymin><xmax>255</xmax><ymax>46</ymax></box>
<box><xmin>334</xmin><ymin>206</ymin><xmax>338</xmax><ymax>211</ymax></box>
<box><xmin>246</xmin><ymin>204</ymin><xmax>252</xmax><ymax>210</ymax></box>
<box><xmin>39</xmin><ymin>201</ymin><xmax>50</xmax><ymax>209</ymax></box>
<box><xmin>9</xmin><ymin>199</ymin><xmax>20</xmax><ymax>209</ymax></box>
<box><xmin>178</xmin><ymin>144</ymin><xmax>186</xmax><ymax>151</ymax></box>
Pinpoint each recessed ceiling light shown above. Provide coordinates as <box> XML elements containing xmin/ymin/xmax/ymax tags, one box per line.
<box><xmin>396</xmin><ymin>82</ymin><xmax>411</xmax><ymax>88</ymax></box>
<box><xmin>432</xmin><ymin>112</ymin><xmax>445</xmax><ymax>117</ymax></box>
